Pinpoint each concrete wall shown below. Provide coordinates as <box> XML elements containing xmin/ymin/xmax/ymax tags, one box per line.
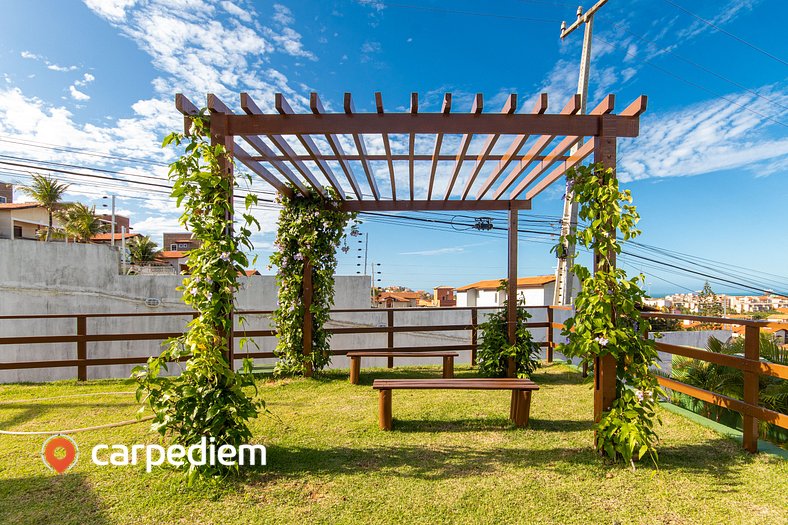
<box><xmin>0</xmin><ymin>239</ymin><xmax>370</xmax><ymax>382</ymax></box>
<box><xmin>648</xmin><ymin>329</ymin><xmax>733</xmax><ymax>375</ymax></box>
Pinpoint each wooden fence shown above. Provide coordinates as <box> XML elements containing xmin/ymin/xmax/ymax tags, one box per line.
<box><xmin>1</xmin><ymin>307</ymin><xmax>785</xmax><ymax>453</ymax></box>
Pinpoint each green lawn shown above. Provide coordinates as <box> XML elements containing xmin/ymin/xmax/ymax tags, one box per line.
<box><xmin>0</xmin><ymin>364</ymin><xmax>785</xmax><ymax>525</ymax></box>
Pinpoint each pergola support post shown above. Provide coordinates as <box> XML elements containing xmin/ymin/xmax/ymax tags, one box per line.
<box><xmin>507</xmin><ymin>207</ymin><xmax>518</xmax><ymax>378</ymax></box>
<box><xmin>210</xmin><ymin>111</ymin><xmax>235</xmax><ymax>369</ymax></box>
<box><xmin>593</xmin><ymin>131</ymin><xmax>617</xmax><ymax>424</ymax></box>
<box><xmin>303</xmin><ymin>259</ymin><xmax>314</xmax><ymax>378</ymax></box>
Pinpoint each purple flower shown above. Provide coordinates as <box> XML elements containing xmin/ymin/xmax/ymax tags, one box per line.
<box><xmin>595</xmin><ymin>336</ymin><xmax>609</xmax><ymax>347</ymax></box>
<box><xmin>206</xmin><ymin>292</ymin><xmax>212</xmax><ymax>301</ymax></box>
<box><xmin>294</xmin><ymin>253</ymin><xmax>304</xmax><ymax>261</ymax></box>
<box><xmin>220</xmin><ymin>252</ymin><xmax>231</xmax><ymax>262</ymax></box>
<box><xmin>190</xmin><ymin>288</ymin><xmax>198</xmax><ymax>296</ymax></box>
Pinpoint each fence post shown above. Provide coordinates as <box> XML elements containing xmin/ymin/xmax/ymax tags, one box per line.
<box><xmin>471</xmin><ymin>307</ymin><xmax>478</xmax><ymax>366</ymax></box>
<box><xmin>387</xmin><ymin>309</ymin><xmax>394</xmax><ymax>368</ymax></box>
<box><xmin>546</xmin><ymin>307</ymin><xmax>554</xmax><ymax>363</ymax></box>
<box><xmin>76</xmin><ymin>315</ymin><xmax>87</xmax><ymax>381</ymax></box>
<box><xmin>303</xmin><ymin>259</ymin><xmax>313</xmax><ymax>378</ymax></box>
<box><xmin>742</xmin><ymin>325</ymin><xmax>760</xmax><ymax>453</ymax></box>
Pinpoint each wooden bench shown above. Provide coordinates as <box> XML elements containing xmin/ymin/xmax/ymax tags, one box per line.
<box><xmin>372</xmin><ymin>378</ymin><xmax>539</xmax><ymax>430</ymax></box>
<box><xmin>346</xmin><ymin>351</ymin><xmax>459</xmax><ymax>384</ymax></box>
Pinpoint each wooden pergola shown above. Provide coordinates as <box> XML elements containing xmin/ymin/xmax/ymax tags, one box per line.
<box><xmin>176</xmin><ymin>90</ymin><xmax>647</xmax><ymax>422</ymax></box>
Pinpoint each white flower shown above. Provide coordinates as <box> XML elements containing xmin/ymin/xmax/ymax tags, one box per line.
<box><xmin>595</xmin><ymin>336</ymin><xmax>609</xmax><ymax>347</ymax></box>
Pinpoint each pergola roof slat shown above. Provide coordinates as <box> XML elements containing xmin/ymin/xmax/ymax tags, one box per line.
<box><xmin>274</xmin><ymin>93</ymin><xmax>347</xmax><ymax>199</ymax></box>
<box><xmin>375</xmin><ymin>92</ymin><xmax>396</xmax><ymax>200</ymax></box>
<box><xmin>427</xmin><ymin>93</ymin><xmax>451</xmax><ymax>200</ymax></box>
<box><xmin>524</xmin><ymin>138</ymin><xmax>596</xmax><ymax>201</ymax></box>
<box><xmin>344</xmin><ymin>93</ymin><xmax>380</xmax><ymax>200</ymax></box>
<box><xmin>175</xmin><ymin>91</ymin><xmax>645</xmax><ymax>211</ymax></box>
<box><xmin>474</xmin><ymin>93</ymin><xmax>548</xmax><ymax>200</ymax></box>
<box><xmin>490</xmin><ymin>94</ymin><xmax>581</xmax><ymax>200</ymax></box>
<box><xmin>311</xmin><ymin>93</ymin><xmax>364</xmax><ymax>200</ymax></box>
<box><xmin>444</xmin><ymin>93</ymin><xmax>483</xmax><ymax>200</ymax></box>
<box><xmin>461</xmin><ymin>94</ymin><xmax>516</xmax><ymax>200</ymax></box>
<box><xmin>239</xmin><ymin>93</ymin><xmax>325</xmax><ymax>197</ymax></box>
<box><xmin>507</xmin><ymin>94</ymin><xmax>615</xmax><ymax>199</ymax></box>
<box><xmin>408</xmin><ymin>93</ymin><xmax>418</xmax><ymax>200</ymax></box>
<box><xmin>207</xmin><ymin>94</ymin><xmax>307</xmax><ymax>197</ymax></box>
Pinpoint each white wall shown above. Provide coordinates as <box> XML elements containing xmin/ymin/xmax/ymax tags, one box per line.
<box><xmin>0</xmin><ymin>239</ymin><xmax>370</xmax><ymax>382</ymax></box>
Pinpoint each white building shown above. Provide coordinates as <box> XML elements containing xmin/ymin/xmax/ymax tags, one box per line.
<box><xmin>455</xmin><ymin>275</ymin><xmax>577</xmax><ymax>307</ymax></box>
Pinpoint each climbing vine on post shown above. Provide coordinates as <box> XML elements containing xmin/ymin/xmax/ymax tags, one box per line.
<box><xmin>555</xmin><ymin>163</ymin><xmax>662</xmax><ymax>467</ymax></box>
<box><xmin>132</xmin><ymin>112</ymin><xmax>264</xmax><ymax>480</ymax></box>
<box><xmin>270</xmin><ymin>187</ymin><xmax>355</xmax><ymax>376</ymax></box>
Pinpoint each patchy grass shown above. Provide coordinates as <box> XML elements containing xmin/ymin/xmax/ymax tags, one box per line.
<box><xmin>0</xmin><ymin>364</ymin><xmax>785</xmax><ymax>525</ymax></box>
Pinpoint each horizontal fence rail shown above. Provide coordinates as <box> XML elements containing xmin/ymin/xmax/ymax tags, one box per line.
<box><xmin>0</xmin><ymin>306</ymin><xmax>558</xmax><ymax>379</ymax></box>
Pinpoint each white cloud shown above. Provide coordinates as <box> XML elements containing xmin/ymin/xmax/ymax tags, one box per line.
<box><xmin>68</xmin><ymin>85</ymin><xmax>90</xmax><ymax>100</ymax></box>
<box><xmin>47</xmin><ymin>64</ymin><xmax>78</xmax><ymax>72</ymax></box>
<box><xmin>20</xmin><ymin>50</ymin><xmax>78</xmax><ymax>72</ymax></box>
<box><xmin>83</xmin><ymin>0</ymin><xmax>138</xmax><ymax>22</ymax></box>
<box><xmin>619</xmin><ymin>85</ymin><xmax>788</xmax><ymax>182</ymax></box>
<box><xmin>272</xmin><ymin>3</ymin><xmax>294</xmax><ymax>25</ymax></box>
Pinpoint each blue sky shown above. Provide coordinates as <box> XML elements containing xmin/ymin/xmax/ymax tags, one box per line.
<box><xmin>0</xmin><ymin>0</ymin><xmax>786</xmax><ymax>296</ymax></box>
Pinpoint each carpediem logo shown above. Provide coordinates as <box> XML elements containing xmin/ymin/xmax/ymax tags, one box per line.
<box><xmin>41</xmin><ymin>435</ymin><xmax>266</xmax><ymax>473</ymax></box>
<box><xmin>91</xmin><ymin>437</ymin><xmax>267</xmax><ymax>472</ymax></box>
<box><xmin>41</xmin><ymin>434</ymin><xmax>79</xmax><ymax>474</ymax></box>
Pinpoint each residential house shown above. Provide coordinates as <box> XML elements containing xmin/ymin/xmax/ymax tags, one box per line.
<box><xmin>455</xmin><ymin>275</ymin><xmax>576</xmax><ymax>307</ymax></box>
<box><xmin>374</xmin><ymin>291</ymin><xmax>423</xmax><ymax>308</ymax></box>
<box><xmin>0</xmin><ymin>183</ymin><xmax>12</xmax><ymax>204</ymax></box>
<box><xmin>162</xmin><ymin>232</ymin><xmax>202</xmax><ymax>252</ymax></box>
<box><xmin>156</xmin><ymin>250</ymin><xmax>190</xmax><ymax>273</ymax></box>
<box><xmin>0</xmin><ymin>202</ymin><xmax>66</xmax><ymax>240</ymax></box>
<box><xmin>433</xmin><ymin>286</ymin><xmax>456</xmax><ymax>307</ymax></box>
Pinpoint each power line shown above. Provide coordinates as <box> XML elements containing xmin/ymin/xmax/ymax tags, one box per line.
<box><xmin>661</xmin><ymin>0</ymin><xmax>788</xmax><ymax>67</ymax></box>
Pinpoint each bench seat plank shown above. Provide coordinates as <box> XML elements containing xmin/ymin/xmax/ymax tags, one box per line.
<box><xmin>373</xmin><ymin>379</ymin><xmax>539</xmax><ymax>390</ymax></box>
<box><xmin>347</xmin><ymin>351</ymin><xmax>459</xmax><ymax>358</ymax></box>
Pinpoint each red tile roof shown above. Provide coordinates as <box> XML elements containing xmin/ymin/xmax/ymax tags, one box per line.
<box><xmin>456</xmin><ymin>275</ymin><xmax>555</xmax><ymax>292</ymax></box>
<box><xmin>0</xmin><ymin>203</ymin><xmax>40</xmax><ymax>210</ymax></box>
<box><xmin>158</xmin><ymin>251</ymin><xmax>188</xmax><ymax>259</ymax></box>
<box><xmin>91</xmin><ymin>232</ymin><xmax>140</xmax><ymax>241</ymax></box>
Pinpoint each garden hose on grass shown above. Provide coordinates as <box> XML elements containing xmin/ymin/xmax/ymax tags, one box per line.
<box><xmin>0</xmin><ymin>391</ymin><xmax>154</xmax><ymax>435</ymax></box>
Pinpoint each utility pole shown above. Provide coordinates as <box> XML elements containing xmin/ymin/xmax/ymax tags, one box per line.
<box><xmin>553</xmin><ymin>0</ymin><xmax>608</xmax><ymax>306</ymax></box>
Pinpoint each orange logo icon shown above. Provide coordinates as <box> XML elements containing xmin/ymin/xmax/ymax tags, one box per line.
<box><xmin>41</xmin><ymin>434</ymin><xmax>78</xmax><ymax>474</ymax></box>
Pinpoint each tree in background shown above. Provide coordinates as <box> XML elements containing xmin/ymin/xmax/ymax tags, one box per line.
<box><xmin>127</xmin><ymin>235</ymin><xmax>160</xmax><ymax>264</ymax></box>
<box><xmin>18</xmin><ymin>174</ymin><xmax>69</xmax><ymax>242</ymax></box>
<box><xmin>56</xmin><ymin>203</ymin><xmax>107</xmax><ymax>242</ymax></box>
<box><xmin>698</xmin><ymin>281</ymin><xmax>723</xmax><ymax>317</ymax></box>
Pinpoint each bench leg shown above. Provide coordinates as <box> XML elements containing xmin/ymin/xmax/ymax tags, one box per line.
<box><xmin>511</xmin><ymin>390</ymin><xmax>532</xmax><ymax>428</ymax></box>
<box><xmin>442</xmin><ymin>356</ymin><xmax>454</xmax><ymax>379</ymax></box>
<box><xmin>349</xmin><ymin>356</ymin><xmax>361</xmax><ymax>385</ymax></box>
<box><xmin>379</xmin><ymin>389</ymin><xmax>392</xmax><ymax>430</ymax></box>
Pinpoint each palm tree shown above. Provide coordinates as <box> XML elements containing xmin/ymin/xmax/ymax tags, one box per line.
<box><xmin>18</xmin><ymin>174</ymin><xmax>69</xmax><ymax>241</ymax></box>
<box><xmin>127</xmin><ymin>235</ymin><xmax>160</xmax><ymax>264</ymax></box>
<box><xmin>55</xmin><ymin>203</ymin><xmax>107</xmax><ymax>243</ymax></box>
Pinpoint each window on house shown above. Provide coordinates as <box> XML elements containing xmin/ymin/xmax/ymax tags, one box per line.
<box><xmin>13</xmin><ymin>225</ymin><xmax>22</xmax><ymax>238</ymax></box>
<box><xmin>170</xmin><ymin>244</ymin><xmax>177</xmax><ymax>251</ymax></box>
<box><xmin>0</xmin><ymin>196</ymin><xmax>6</xmax><ymax>203</ymax></box>
<box><xmin>177</xmin><ymin>243</ymin><xmax>190</xmax><ymax>250</ymax></box>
